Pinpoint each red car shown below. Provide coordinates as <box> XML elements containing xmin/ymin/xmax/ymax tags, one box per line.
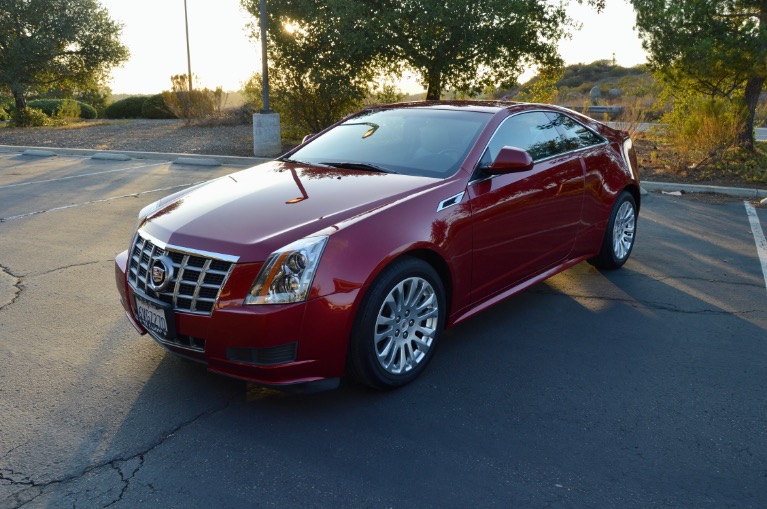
<box><xmin>115</xmin><ymin>101</ymin><xmax>640</xmax><ymax>391</ymax></box>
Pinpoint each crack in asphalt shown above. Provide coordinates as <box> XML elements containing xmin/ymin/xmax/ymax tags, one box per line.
<box><xmin>529</xmin><ymin>289</ymin><xmax>759</xmax><ymax>316</ymax></box>
<box><xmin>645</xmin><ymin>274</ymin><xmax>765</xmax><ymax>289</ymax></box>
<box><xmin>0</xmin><ymin>265</ymin><xmax>23</xmax><ymax>313</ymax></box>
<box><xmin>0</xmin><ymin>401</ymin><xmax>233</xmax><ymax>509</ymax></box>
<box><xmin>29</xmin><ymin>260</ymin><xmax>111</xmax><ymax>278</ymax></box>
<box><xmin>0</xmin><ymin>260</ymin><xmax>113</xmax><ymax>313</ymax></box>
<box><xmin>104</xmin><ymin>456</ymin><xmax>145</xmax><ymax>509</ymax></box>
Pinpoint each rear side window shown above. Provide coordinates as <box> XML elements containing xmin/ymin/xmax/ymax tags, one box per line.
<box><xmin>549</xmin><ymin>113</ymin><xmax>604</xmax><ymax>150</ymax></box>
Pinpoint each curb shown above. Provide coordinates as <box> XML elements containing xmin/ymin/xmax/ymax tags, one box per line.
<box><xmin>1</xmin><ymin>144</ymin><xmax>765</xmax><ymax>200</ymax></box>
<box><xmin>642</xmin><ymin>181</ymin><xmax>767</xmax><ymax>199</ymax></box>
<box><xmin>0</xmin><ymin>145</ymin><xmax>270</xmax><ymax>167</ymax></box>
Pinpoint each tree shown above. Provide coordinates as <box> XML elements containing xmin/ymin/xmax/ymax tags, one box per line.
<box><xmin>0</xmin><ymin>0</ymin><xmax>128</xmax><ymax>112</ymax></box>
<box><xmin>377</xmin><ymin>0</ymin><xmax>573</xmax><ymax>100</ymax></box>
<box><xmin>241</xmin><ymin>0</ymin><xmax>605</xmax><ymax>132</ymax></box>
<box><xmin>631</xmin><ymin>0</ymin><xmax>767</xmax><ymax>150</ymax></box>
<box><xmin>241</xmin><ymin>0</ymin><xmax>380</xmax><ymax>134</ymax></box>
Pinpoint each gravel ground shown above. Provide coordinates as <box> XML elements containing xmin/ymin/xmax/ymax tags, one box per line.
<box><xmin>0</xmin><ymin>119</ymin><xmax>256</xmax><ymax>156</ymax></box>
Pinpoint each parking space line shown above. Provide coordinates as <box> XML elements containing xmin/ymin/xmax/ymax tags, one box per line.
<box><xmin>0</xmin><ymin>181</ymin><xmax>204</xmax><ymax>223</ymax></box>
<box><xmin>744</xmin><ymin>201</ymin><xmax>767</xmax><ymax>291</ymax></box>
<box><xmin>0</xmin><ymin>162</ymin><xmax>167</xmax><ymax>189</ymax></box>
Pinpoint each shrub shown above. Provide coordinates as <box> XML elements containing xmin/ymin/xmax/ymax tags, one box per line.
<box><xmin>78</xmin><ymin>102</ymin><xmax>98</xmax><ymax>119</ymax></box>
<box><xmin>161</xmin><ymin>75</ymin><xmax>215</xmax><ymax>120</ymax></box>
<box><xmin>0</xmin><ymin>108</ymin><xmax>8</xmax><ymax>121</ymax></box>
<box><xmin>10</xmin><ymin>107</ymin><xmax>51</xmax><ymax>127</ymax></box>
<box><xmin>141</xmin><ymin>94</ymin><xmax>177</xmax><ymax>119</ymax></box>
<box><xmin>162</xmin><ymin>89</ymin><xmax>215</xmax><ymax>119</ymax></box>
<box><xmin>659</xmin><ymin>96</ymin><xmax>745</xmax><ymax>170</ymax></box>
<box><xmin>27</xmin><ymin>99</ymin><xmax>97</xmax><ymax>119</ymax></box>
<box><xmin>242</xmin><ymin>70</ymin><xmax>365</xmax><ymax>140</ymax></box>
<box><xmin>55</xmin><ymin>99</ymin><xmax>81</xmax><ymax>120</ymax></box>
<box><xmin>104</xmin><ymin>96</ymin><xmax>148</xmax><ymax>118</ymax></box>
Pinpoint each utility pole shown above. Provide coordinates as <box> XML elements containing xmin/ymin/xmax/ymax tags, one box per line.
<box><xmin>259</xmin><ymin>0</ymin><xmax>270</xmax><ymax>112</ymax></box>
<box><xmin>252</xmin><ymin>0</ymin><xmax>280</xmax><ymax>156</ymax></box>
<box><xmin>184</xmin><ymin>0</ymin><xmax>193</xmax><ymax>92</ymax></box>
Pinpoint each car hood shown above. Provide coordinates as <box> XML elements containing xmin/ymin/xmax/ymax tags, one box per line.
<box><xmin>140</xmin><ymin>161</ymin><xmax>441</xmax><ymax>262</ymax></box>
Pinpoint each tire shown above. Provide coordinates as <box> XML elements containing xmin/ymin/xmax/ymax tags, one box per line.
<box><xmin>347</xmin><ymin>257</ymin><xmax>446</xmax><ymax>390</ymax></box>
<box><xmin>588</xmin><ymin>191</ymin><xmax>637</xmax><ymax>270</ymax></box>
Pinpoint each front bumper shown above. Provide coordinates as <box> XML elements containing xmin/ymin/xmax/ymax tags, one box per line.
<box><xmin>115</xmin><ymin>250</ymin><xmax>359</xmax><ymax>388</ymax></box>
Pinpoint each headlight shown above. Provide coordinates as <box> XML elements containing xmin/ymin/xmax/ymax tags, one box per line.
<box><xmin>245</xmin><ymin>236</ymin><xmax>328</xmax><ymax>305</ymax></box>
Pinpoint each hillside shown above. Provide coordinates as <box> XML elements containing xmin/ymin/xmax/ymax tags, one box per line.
<box><xmin>516</xmin><ymin>60</ymin><xmax>658</xmax><ymax>105</ymax></box>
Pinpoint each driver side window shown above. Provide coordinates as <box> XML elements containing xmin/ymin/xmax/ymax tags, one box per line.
<box><xmin>482</xmin><ymin>111</ymin><xmax>569</xmax><ymax>166</ymax></box>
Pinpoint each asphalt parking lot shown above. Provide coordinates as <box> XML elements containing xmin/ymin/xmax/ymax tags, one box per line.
<box><xmin>1</xmin><ymin>150</ymin><xmax>766</xmax><ymax>509</ymax></box>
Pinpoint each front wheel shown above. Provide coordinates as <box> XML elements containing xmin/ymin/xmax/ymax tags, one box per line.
<box><xmin>588</xmin><ymin>191</ymin><xmax>637</xmax><ymax>270</ymax></box>
<box><xmin>347</xmin><ymin>257</ymin><xmax>446</xmax><ymax>390</ymax></box>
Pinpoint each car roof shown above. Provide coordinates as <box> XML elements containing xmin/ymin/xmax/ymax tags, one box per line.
<box><xmin>369</xmin><ymin>100</ymin><xmax>517</xmax><ymax>114</ymax></box>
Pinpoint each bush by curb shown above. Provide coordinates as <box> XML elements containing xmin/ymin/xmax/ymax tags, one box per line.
<box><xmin>104</xmin><ymin>96</ymin><xmax>148</xmax><ymax>119</ymax></box>
<box><xmin>141</xmin><ymin>94</ymin><xmax>177</xmax><ymax>119</ymax></box>
<box><xmin>26</xmin><ymin>99</ymin><xmax>98</xmax><ymax>119</ymax></box>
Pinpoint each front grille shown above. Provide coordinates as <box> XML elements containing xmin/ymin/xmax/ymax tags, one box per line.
<box><xmin>128</xmin><ymin>231</ymin><xmax>236</xmax><ymax>315</ymax></box>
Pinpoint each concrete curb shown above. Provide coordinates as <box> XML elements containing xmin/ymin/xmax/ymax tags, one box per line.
<box><xmin>2</xmin><ymin>144</ymin><xmax>765</xmax><ymax>199</ymax></box>
<box><xmin>21</xmin><ymin>149</ymin><xmax>56</xmax><ymax>157</ymax></box>
<box><xmin>0</xmin><ymin>145</ymin><xmax>270</xmax><ymax>167</ymax></box>
<box><xmin>642</xmin><ymin>181</ymin><xmax>767</xmax><ymax>199</ymax></box>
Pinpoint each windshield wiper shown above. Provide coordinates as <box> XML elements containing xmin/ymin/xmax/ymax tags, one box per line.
<box><xmin>319</xmin><ymin>161</ymin><xmax>396</xmax><ymax>174</ymax></box>
<box><xmin>277</xmin><ymin>157</ymin><xmax>307</xmax><ymax>164</ymax></box>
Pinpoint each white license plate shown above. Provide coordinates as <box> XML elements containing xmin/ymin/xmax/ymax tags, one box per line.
<box><xmin>135</xmin><ymin>295</ymin><xmax>170</xmax><ymax>338</ymax></box>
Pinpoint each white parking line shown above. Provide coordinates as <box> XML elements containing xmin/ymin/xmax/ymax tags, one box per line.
<box><xmin>0</xmin><ymin>181</ymin><xmax>204</xmax><ymax>223</ymax></box>
<box><xmin>744</xmin><ymin>201</ymin><xmax>767</xmax><ymax>291</ymax></box>
<box><xmin>0</xmin><ymin>162</ymin><xmax>167</xmax><ymax>189</ymax></box>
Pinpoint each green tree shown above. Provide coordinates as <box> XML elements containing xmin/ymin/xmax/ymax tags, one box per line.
<box><xmin>241</xmin><ymin>0</ymin><xmax>378</xmax><ymax>134</ymax></box>
<box><xmin>242</xmin><ymin>0</ymin><xmax>606</xmax><ymax>109</ymax></box>
<box><xmin>631</xmin><ymin>0</ymin><xmax>766</xmax><ymax>150</ymax></box>
<box><xmin>377</xmin><ymin>0</ymin><xmax>573</xmax><ymax>100</ymax></box>
<box><xmin>0</xmin><ymin>0</ymin><xmax>128</xmax><ymax>112</ymax></box>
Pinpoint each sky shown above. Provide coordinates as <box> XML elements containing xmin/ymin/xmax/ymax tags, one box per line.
<box><xmin>102</xmin><ymin>0</ymin><xmax>648</xmax><ymax>95</ymax></box>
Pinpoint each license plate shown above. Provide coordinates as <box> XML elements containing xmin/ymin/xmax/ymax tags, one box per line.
<box><xmin>134</xmin><ymin>294</ymin><xmax>174</xmax><ymax>340</ymax></box>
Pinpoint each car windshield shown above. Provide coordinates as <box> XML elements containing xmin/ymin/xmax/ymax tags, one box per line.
<box><xmin>287</xmin><ymin>108</ymin><xmax>491</xmax><ymax>178</ymax></box>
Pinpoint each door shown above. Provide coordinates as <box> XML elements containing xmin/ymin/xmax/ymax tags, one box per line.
<box><xmin>467</xmin><ymin>111</ymin><xmax>585</xmax><ymax>300</ymax></box>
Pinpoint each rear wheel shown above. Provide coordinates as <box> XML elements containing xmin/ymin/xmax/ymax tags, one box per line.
<box><xmin>589</xmin><ymin>191</ymin><xmax>637</xmax><ymax>270</ymax></box>
<box><xmin>347</xmin><ymin>257</ymin><xmax>445</xmax><ymax>389</ymax></box>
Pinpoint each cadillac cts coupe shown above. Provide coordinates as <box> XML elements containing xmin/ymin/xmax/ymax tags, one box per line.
<box><xmin>115</xmin><ymin>101</ymin><xmax>640</xmax><ymax>391</ymax></box>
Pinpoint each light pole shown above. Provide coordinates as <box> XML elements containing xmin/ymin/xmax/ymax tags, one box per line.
<box><xmin>259</xmin><ymin>0</ymin><xmax>270</xmax><ymax>112</ymax></box>
<box><xmin>184</xmin><ymin>0</ymin><xmax>193</xmax><ymax>92</ymax></box>
<box><xmin>252</xmin><ymin>0</ymin><xmax>280</xmax><ymax>156</ymax></box>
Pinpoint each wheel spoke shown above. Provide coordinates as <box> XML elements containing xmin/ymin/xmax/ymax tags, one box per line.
<box><xmin>411</xmin><ymin>335</ymin><xmax>431</xmax><ymax>352</ymax></box>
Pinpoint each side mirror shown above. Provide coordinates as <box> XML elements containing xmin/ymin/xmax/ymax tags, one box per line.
<box><xmin>302</xmin><ymin>133</ymin><xmax>316</xmax><ymax>144</ymax></box>
<box><xmin>487</xmin><ymin>146</ymin><xmax>534</xmax><ymax>174</ymax></box>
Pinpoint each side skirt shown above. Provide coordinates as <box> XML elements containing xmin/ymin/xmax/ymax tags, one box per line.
<box><xmin>447</xmin><ymin>254</ymin><xmax>591</xmax><ymax>327</ymax></box>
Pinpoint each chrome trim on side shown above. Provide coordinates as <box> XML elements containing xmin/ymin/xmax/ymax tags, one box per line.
<box><xmin>437</xmin><ymin>191</ymin><xmax>465</xmax><ymax>212</ymax></box>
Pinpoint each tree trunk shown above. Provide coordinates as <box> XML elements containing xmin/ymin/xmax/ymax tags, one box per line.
<box><xmin>12</xmin><ymin>89</ymin><xmax>27</xmax><ymax>110</ymax></box>
<box><xmin>425</xmin><ymin>71</ymin><xmax>442</xmax><ymax>100</ymax></box>
<box><xmin>738</xmin><ymin>75</ymin><xmax>765</xmax><ymax>151</ymax></box>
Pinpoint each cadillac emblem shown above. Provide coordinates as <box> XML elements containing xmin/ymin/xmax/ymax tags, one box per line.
<box><xmin>148</xmin><ymin>255</ymin><xmax>175</xmax><ymax>292</ymax></box>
